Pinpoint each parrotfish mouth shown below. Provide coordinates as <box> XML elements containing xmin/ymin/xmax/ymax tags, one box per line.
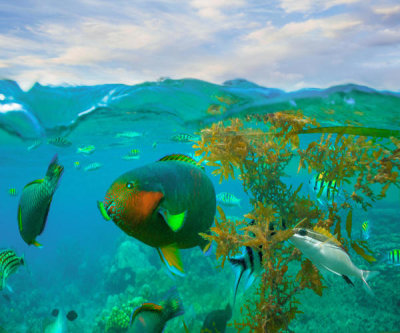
<box><xmin>97</xmin><ymin>201</ymin><xmax>113</xmax><ymax>221</ymax></box>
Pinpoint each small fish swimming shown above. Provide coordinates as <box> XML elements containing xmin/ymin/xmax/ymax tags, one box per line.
<box><xmin>47</xmin><ymin>137</ymin><xmax>72</xmax><ymax>147</ymax></box>
<box><xmin>170</xmin><ymin>133</ymin><xmax>196</xmax><ymax>143</ymax></box>
<box><xmin>128</xmin><ymin>149</ymin><xmax>140</xmax><ymax>156</ymax></box>
<box><xmin>27</xmin><ymin>140</ymin><xmax>42</xmax><ymax>151</ymax></box>
<box><xmin>18</xmin><ymin>154</ymin><xmax>64</xmax><ymax>247</ymax></box>
<box><xmin>216</xmin><ymin>192</ymin><xmax>241</xmax><ymax>207</ymax></box>
<box><xmin>290</xmin><ymin>227</ymin><xmax>377</xmax><ymax>293</ymax></box>
<box><xmin>229</xmin><ymin>245</ymin><xmax>262</xmax><ymax>305</ymax></box>
<box><xmin>128</xmin><ymin>287</ymin><xmax>184</xmax><ymax>333</ymax></box>
<box><xmin>122</xmin><ymin>155</ymin><xmax>140</xmax><ymax>161</ymax></box>
<box><xmin>8</xmin><ymin>188</ymin><xmax>17</xmax><ymax>197</ymax></box>
<box><xmin>73</xmin><ymin>161</ymin><xmax>81</xmax><ymax>169</ymax></box>
<box><xmin>152</xmin><ymin>141</ymin><xmax>157</xmax><ymax>150</ymax></box>
<box><xmin>361</xmin><ymin>220</ymin><xmax>370</xmax><ymax>240</ymax></box>
<box><xmin>201</xmin><ymin>304</ymin><xmax>232</xmax><ymax>333</ymax></box>
<box><xmin>99</xmin><ymin>153</ymin><xmax>216</xmax><ymax>275</ymax></box>
<box><xmin>116</xmin><ymin>131</ymin><xmax>142</xmax><ymax>138</ymax></box>
<box><xmin>77</xmin><ymin>145</ymin><xmax>95</xmax><ymax>155</ymax></box>
<box><xmin>0</xmin><ymin>249</ymin><xmax>24</xmax><ymax>291</ymax></box>
<box><xmin>388</xmin><ymin>249</ymin><xmax>400</xmax><ymax>266</ymax></box>
<box><xmin>84</xmin><ymin>162</ymin><xmax>103</xmax><ymax>172</ymax></box>
<box><xmin>309</xmin><ymin>173</ymin><xmax>339</xmax><ymax>205</ymax></box>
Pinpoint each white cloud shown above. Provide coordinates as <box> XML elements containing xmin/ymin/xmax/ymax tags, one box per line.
<box><xmin>279</xmin><ymin>0</ymin><xmax>360</xmax><ymax>13</ymax></box>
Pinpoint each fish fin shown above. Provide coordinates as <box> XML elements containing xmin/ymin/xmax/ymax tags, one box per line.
<box><xmin>361</xmin><ymin>270</ymin><xmax>379</xmax><ymax>296</ymax></box>
<box><xmin>158</xmin><ymin>153</ymin><xmax>205</xmax><ymax>170</ymax></box>
<box><xmin>129</xmin><ymin>303</ymin><xmax>162</xmax><ymax>325</ymax></box>
<box><xmin>23</xmin><ymin>178</ymin><xmax>44</xmax><ymax>189</ymax></box>
<box><xmin>157</xmin><ymin>245</ymin><xmax>185</xmax><ymax>276</ymax></box>
<box><xmin>17</xmin><ymin>206</ymin><xmax>23</xmax><ymax>232</ymax></box>
<box><xmin>228</xmin><ymin>256</ymin><xmax>246</xmax><ymax>306</ymax></box>
<box><xmin>38</xmin><ymin>198</ymin><xmax>52</xmax><ymax>235</ymax></box>
<box><xmin>318</xmin><ymin>263</ymin><xmax>342</xmax><ymax>276</ymax></box>
<box><xmin>159</xmin><ymin>207</ymin><xmax>187</xmax><ymax>232</ymax></box>
<box><xmin>32</xmin><ymin>240</ymin><xmax>43</xmax><ymax>248</ymax></box>
<box><xmin>97</xmin><ymin>201</ymin><xmax>111</xmax><ymax>221</ymax></box>
<box><xmin>182</xmin><ymin>320</ymin><xmax>190</xmax><ymax>333</ymax></box>
<box><xmin>342</xmin><ymin>275</ymin><xmax>354</xmax><ymax>286</ymax></box>
<box><xmin>161</xmin><ymin>287</ymin><xmax>185</xmax><ymax>321</ymax></box>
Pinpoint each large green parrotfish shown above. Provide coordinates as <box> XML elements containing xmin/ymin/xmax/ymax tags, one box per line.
<box><xmin>98</xmin><ymin>154</ymin><xmax>216</xmax><ymax>275</ymax></box>
<box><xmin>17</xmin><ymin>154</ymin><xmax>64</xmax><ymax>247</ymax></box>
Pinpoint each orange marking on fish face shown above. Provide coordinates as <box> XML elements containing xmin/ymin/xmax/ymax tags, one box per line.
<box><xmin>125</xmin><ymin>191</ymin><xmax>164</xmax><ymax>223</ymax></box>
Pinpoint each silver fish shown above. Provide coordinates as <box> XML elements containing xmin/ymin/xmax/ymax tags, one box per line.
<box><xmin>290</xmin><ymin>228</ymin><xmax>377</xmax><ymax>293</ymax></box>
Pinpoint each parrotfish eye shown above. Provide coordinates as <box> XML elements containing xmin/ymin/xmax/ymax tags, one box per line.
<box><xmin>126</xmin><ymin>181</ymin><xmax>135</xmax><ymax>189</ymax></box>
<box><xmin>298</xmin><ymin>229</ymin><xmax>307</xmax><ymax>236</ymax></box>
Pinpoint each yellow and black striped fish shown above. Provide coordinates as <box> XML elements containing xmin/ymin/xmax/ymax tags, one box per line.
<box><xmin>8</xmin><ymin>188</ymin><xmax>17</xmax><ymax>197</ymax></box>
<box><xmin>0</xmin><ymin>249</ymin><xmax>24</xmax><ymax>291</ymax></box>
<box><xmin>47</xmin><ymin>137</ymin><xmax>72</xmax><ymax>147</ymax></box>
<box><xmin>311</xmin><ymin>173</ymin><xmax>339</xmax><ymax>204</ymax></box>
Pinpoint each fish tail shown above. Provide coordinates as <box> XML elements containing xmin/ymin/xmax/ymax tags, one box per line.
<box><xmin>228</xmin><ymin>257</ymin><xmax>246</xmax><ymax>306</ymax></box>
<box><xmin>162</xmin><ymin>287</ymin><xmax>185</xmax><ymax>321</ymax></box>
<box><xmin>32</xmin><ymin>240</ymin><xmax>43</xmax><ymax>248</ymax></box>
<box><xmin>361</xmin><ymin>270</ymin><xmax>379</xmax><ymax>296</ymax></box>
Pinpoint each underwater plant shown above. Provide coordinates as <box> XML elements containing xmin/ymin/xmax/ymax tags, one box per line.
<box><xmin>194</xmin><ymin>110</ymin><xmax>400</xmax><ymax>332</ymax></box>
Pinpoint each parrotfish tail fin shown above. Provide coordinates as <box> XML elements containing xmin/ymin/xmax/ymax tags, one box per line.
<box><xmin>228</xmin><ymin>257</ymin><xmax>246</xmax><ymax>307</ymax></box>
<box><xmin>157</xmin><ymin>245</ymin><xmax>185</xmax><ymax>277</ymax></box>
<box><xmin>361</xmin><ymin>270</ymin><xmax>379</xmax><ymax>296</ymax></box>
<box><xmin>161</xmin><ymin>287</ymin><xmax>185</xmax><ymax>322</ymax></box>
<box><xmin>32</xmin><ymin>240</ymin><xmax>43</xmax><ymax>248</ymax></box>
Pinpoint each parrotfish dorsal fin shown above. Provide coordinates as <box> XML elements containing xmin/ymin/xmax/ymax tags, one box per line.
<box><xmin>157</xmin><ymin>244</ymin><xmax>185</xmax><ymax>276</ymax></box>
<box><xmin>313</xmin><ymin>226</ymin><xmax>342</xmax><ymax>247</ymax></box>
<box><xmin>23</xmin><ymin>179</ymin><xmax>44</xmax><ymax>189</ymax></box>
<box><xmin>159</xmin><ymin>207</ymin><xmax>187</xmax><ymax>232</ymax></box>
<box><xmin>158</xmin><ymin>154</ymin><xmax>205</xmax><ymax>170</ymax></box>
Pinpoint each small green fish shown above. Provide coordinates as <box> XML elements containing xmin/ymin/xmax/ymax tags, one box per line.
<box><xmin>128</xmin><ymin>149</ymin><xmax>140</xmax><ymax>156</ymax></box>
<box><xmin>388</xmin><ymin>249</ymin><xmax>400</xmax><ymax>266</ymax></box>
<box><xmin>0</xmin><ymin>249</ymin><xmax>24</xmax><ymax>291</ymax></box>
<box><xmin>73</xmin><ymin>161</ymin><xmax>81</xmax><ymax>169</ymax></box>
<box><xmin>128</xmin><ymin>287</ymin><xmax>184</xmax><ymax>333</ymax></box>
<box><xmin>216</xmin><ymin>192</ymin><xmax>241</xmax><ymax>207</ymax></box>
<box><xmin>47</xmin><ymin>137</ymin><xmax>72</xmax><ymax>147</ymax></box>
<box><xmin>18</xmin><ymin>154</ymin><xmax>64</xmax><ymax>247</ymax></box>
<box><xmin>122</xmin><ymin>155</ymin><xmax>140</xmax><ymax>161</ymax></box>
<box><xmin>152</xmin><ymin>141</ymin><xmax>157</xmax><ymax>150</ymax></box>
<box><xmin>77</xmin><ymin>145</ymin><xmax>95</xmax><ymax>155</ymax></box>
<box><xmin>116</xmin><ymin>131</ymin><xmax>142</xmax><ymax>138</ymax></box>
<box><xmin>8</xmin><ymin>188</ymin><xmax>17</xmax><ymax>197</ymax></box>
<box><xmin>170</xmin><ymin>133</ymin><xmax>197</xmax><ymax>143</ymax></box>
<box><xmin>84</xmin><ymin>162</ymin><xmax>102</xmax><ymax>172</ymax></box>
<box><xmin>361</xmin><ymin>221</ymin><xmax>370</xmax><ymax>240</ymax></box>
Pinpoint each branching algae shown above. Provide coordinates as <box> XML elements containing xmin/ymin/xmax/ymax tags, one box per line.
<box><xmin>193</xmin><ymin>111</ymin><xmax>400</xmax><ymax>332</ymax></box>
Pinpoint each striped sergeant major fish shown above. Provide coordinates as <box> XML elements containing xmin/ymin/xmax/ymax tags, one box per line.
<box><xmin>170</xmin><ymin>133</ymin><xmax>197</xmax><ymax>143</ymax></box>
<box><xmin>47</xmin><ymin>137</ymin><xmax>72</xmax><ymax>147</ymax></box>
<box><xmin>216</xmin><ymin>192</ymin><xmax>241</xmax><ymax>207</ymax></box>
<box><xmin>310</xmin><ymin>172</ymin><xmax>339</xmax><ymax>205</ymax></box>
<box><xmin>8</xmin><ymin>188</ymin><xmax>17</xmax><ymax>197</ymax></box>
<box><xmin>0</xmin><ymin>249</ymin><xmax>24</xmax><ymax>291</ymax></box>
<box><xmin>361</xmin><ymin>221</ymin><xmax>370</xmax><ymax>240</ymax></box>
<box><xmin>388</xmin><ymin>249</ymin><xmax>400</xmax><ymax>266</ymax></box>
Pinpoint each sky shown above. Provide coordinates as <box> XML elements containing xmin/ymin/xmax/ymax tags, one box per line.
<box><xmin>0</xmin><ymin>0</ymin><xmax>399</xmax><ymax>91</ymax></box>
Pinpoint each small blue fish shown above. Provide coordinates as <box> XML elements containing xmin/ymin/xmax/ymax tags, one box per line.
<box><xmin>77</xmin><ymin>145</ymin><xmax>95</xmax><ymax>155</ymax></box>
<box><xmin>216</xmin><ymin>192</ymin><xmax>241</xmax><ymax>207</ymax></box>
<box><xmin>388</xmin><ymin>249</ymin><xmax>400</xmax><ymax>266</ymax></box>
<box><xmin>84</xmin><ymin>163</ymin><xmax>102</xmax><ymax>172</ymax></box>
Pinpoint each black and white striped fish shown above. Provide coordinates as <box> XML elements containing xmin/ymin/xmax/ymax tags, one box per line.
<box><xmin>0</xmin><ymin>249</ymin><xmax>24</xmax><ymax>291</ymax></box>
<box><xmin>228</xmin><ymin>245</ymin><xmax>263</xmax><ymax>305</ymax></box>
<box><xmin>47</xmin><ymin>137</ymin><xmax>72</xmax><ymax>147</ymax></box>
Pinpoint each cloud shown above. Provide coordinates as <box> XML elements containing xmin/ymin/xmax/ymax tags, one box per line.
<box><xmin>0</xmin><ymin>0</ymin><xmax>399</xmax><ymax>90</ymax></box>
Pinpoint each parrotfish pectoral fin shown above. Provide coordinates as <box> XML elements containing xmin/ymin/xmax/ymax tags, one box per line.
<box><xmin>97</xmin><ymin>201</ymin><xmax>111</xmax><ymax>221</ymax></box>
<box><xmin>32</xmin><ymin>240</ymin><xmax>43</xmax><ymax>248</ymax></box>
<box><xmin>159</xmin><ymin>208</ymin><xmax>187</xmax><ymax>232</ymax></box>
<box><xmin>157</xmin><ymin>244</ymin><xmax>185</xmax><ymax>277</ymax></box>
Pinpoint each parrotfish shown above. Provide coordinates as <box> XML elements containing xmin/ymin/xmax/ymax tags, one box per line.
<box><xmin>17</xmin><ymin>154</ymin><xmax>64</xmax><ymax>247</ymax></box>
<box><xmin>290</xmin><ymin>227</ymin><xmax>378</xmax><ymax>293</ymax></box>
<box><xmin>128</xmin><ymin>287</ymin><xmax>184</xmax><ymax>333</ymax></box>
<box><xmin>0</xmin><ymin>249</ymin><xmax>24</xmax><ymax>291</ymax></box>
<box><xmin>99</xmin><ymin>154</ymin><xmax>216</xmax><ymax>275</ymax></box>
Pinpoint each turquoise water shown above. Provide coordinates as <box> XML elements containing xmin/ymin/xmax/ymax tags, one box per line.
<box><xmin>0</xmin><ymin>78</ymin><xmax>399</xmax><ymax>332</ymax></box>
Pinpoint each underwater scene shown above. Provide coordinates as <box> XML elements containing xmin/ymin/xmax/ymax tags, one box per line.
<box><xmin>0</xmin><ymin>78</ymin><xmax>400</xmax><ymax>333</ymax></box>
